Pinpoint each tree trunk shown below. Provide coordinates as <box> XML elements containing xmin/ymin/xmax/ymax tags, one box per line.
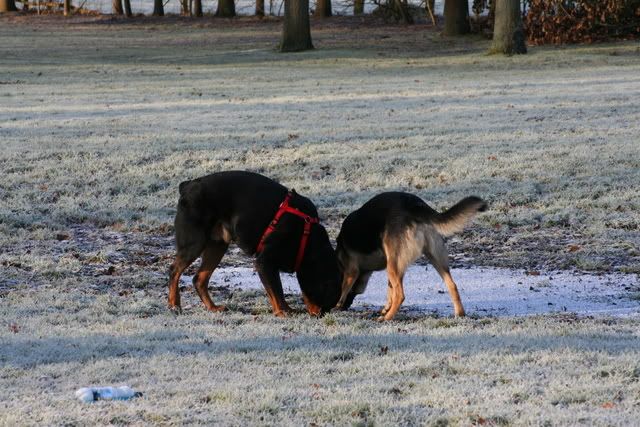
<box><xmin>63</xmin><ymin>0</ymin><xmax>71</xmax><ymax>15</ymax></box>
<box><xmin>255</xmin><ymin>0</ymin><xmax>264</xmax><ymax>15</ymax></box>
<box><xmin>0</xmin><ymin>0</ymin><xmax>18</xmax><ymax>12</ymax></box>
<box><xmin>113</xmin><ymin>0</ymin><xmax>124</xmax><ymax>14</ymax></box>
<box><xmin>314</xmin><ymin>0</ymin><xmax>331</xmax><ymax>17</ymax></box>
<box><xmin>443</xmin><ymin>0</ymin><xmax>470</xmax><ymax>35</ymax></box>
<box><xmin>280</xmin><ymin>0</ymin><xmax>313</xmax><ymax>52</ymax></box>
<box><xmin>123</xmin><ymin>0</ymin><xmax>132</xmax><ymax>16</ymax></box>
<box><xmin>490</xmin><ymin>0</ymin><xmax>526</xmax><ymax>54</ymax></box>
<box><xmin>353</xmin><ymin>0</ymin><xmax>363</xmax><ymax>14</ymax></box>
<box><xmin>215</xmin><ymin>0</ymin><xmax>235</xmax><ymax>17</ymax></box>
<box><xmin>194</xmin><ymin>0</ymin><xmax>202</xmax><ymax>16</ymax></box>
<box><xmin>393</xmin><ymin>0</ymin><xmax>413</xmax><ymax>24</ymax></box>
<box><xmin>153</xmin><ymin>0</ymin><xmax>164</xmax><ymax>15</ymax></box>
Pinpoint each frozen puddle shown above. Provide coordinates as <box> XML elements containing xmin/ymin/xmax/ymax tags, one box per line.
<box><xmin>182</xmin><ymin>266</ymin><xmax>640</xmax><ymax>318</ymax></box>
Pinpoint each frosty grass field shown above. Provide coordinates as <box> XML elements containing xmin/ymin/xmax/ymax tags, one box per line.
<box><xmin>1</xmin><ymin>15</ymin><xmax>640</xmax><ymax>425</ymax></box>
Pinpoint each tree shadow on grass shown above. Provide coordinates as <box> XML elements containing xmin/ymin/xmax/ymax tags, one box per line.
<box><xmin>2</xmin><ymin>323</ymin><xmax>639</xmax><ymax>368</ymax></box>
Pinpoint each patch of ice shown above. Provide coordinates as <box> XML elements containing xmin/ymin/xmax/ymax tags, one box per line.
<box><xmin>182</xmin><ymin>266</ymin><xmax>640</xmax><ymax>318</ymax></box>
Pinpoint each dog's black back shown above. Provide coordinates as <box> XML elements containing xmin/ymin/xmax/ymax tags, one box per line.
<box><xmin>172</xmin><ymin>171</ymin><xmax>340</xmax><ymax>314</ymax></box>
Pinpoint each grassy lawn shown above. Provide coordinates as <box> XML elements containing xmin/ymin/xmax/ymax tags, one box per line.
<box><xmin>1</xmin><ymin>15</ymin><xmax>639</xmax><ymax>425</ymax></box>
<box><xmin>2</xmin><ymin>286</ymin><xmax>640</xmax><ymax>425</ymax></box>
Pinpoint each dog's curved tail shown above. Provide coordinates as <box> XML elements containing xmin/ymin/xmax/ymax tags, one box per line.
<box><xmin>431</xmin><ymin>196</ymin><xmax>487</xmax><ymax>237</ymax></box>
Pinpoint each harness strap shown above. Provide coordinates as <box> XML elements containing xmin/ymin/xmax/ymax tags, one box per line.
<box><xmin>256</xmin><ymin>190</ymin><xmax>319</xmax><ymax>272</ymax></box>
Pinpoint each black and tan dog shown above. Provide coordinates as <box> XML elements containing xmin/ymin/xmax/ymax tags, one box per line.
<box><xmin>335</xmin><ymin>192</ymin><xmax>487</xmax><ymax>320</ymax></box>
<box><xmin>167</xmin><ymin>171</ymin><xmax>341</xmax><ymax>317</ymax></box>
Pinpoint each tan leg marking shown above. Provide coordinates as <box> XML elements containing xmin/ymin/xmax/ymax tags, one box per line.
<box><xmin>193</xmin><ymin>242</ymin><xmax>228</xmax><ymax>312</ymax></box>
<box><xmin>380</xmin><ymin>263</ymin><xmax>405</xmax><ymax>321</ymax></box>
<box><xmin>335</xmin><ymin>266</ymin><xmax>359</xmax><ymax>309</ymax></box>
<box><xmin>168</xmin><ymin>255</ymin><xmax>195</xmax><ymax>312</ymax></box>
<box><xmin>442</xmin><ymin>270</ymin><xmax>465</xmax><ymax>317</ymax></box>
<box><xmin>381</xmin><ymin>280</ymin><xmax>393</xmax><ymax>315</ymax></box>
<box><xmin>302</xmin><ymin>293</ymin><xmax>322</xmax><ymax>316</ymax></box>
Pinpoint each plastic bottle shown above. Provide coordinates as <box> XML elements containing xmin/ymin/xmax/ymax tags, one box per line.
<box><xmin>75</xmin><ymin>386</ymin><xmax>141</xmax><ymax>403</ymax></box>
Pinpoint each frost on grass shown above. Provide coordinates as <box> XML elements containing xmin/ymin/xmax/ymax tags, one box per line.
<box><xmin>2</xmin><ymin>286</ymin><xmax>640</xmax><ymax>425</ymax></box>
<box><xmin>1</xmin><ymin>18</ymin><xmax>639</xmax><ymax>273</ymax></box>
<box><xmin>0</xmin><ymin>18</ymin><xmax>639</xmax><ymax>425</ymax></box>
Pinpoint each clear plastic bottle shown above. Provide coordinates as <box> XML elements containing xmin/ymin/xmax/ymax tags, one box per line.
<box><xmin>75</xmin><ymin>386</ymin><xmax>141</xmax><ymax>403</ymax></box>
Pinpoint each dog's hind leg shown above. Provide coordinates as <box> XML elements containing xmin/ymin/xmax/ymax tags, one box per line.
<box><xmin>424</xmin><ymin>233</ymin><xmax>465</xmax><ymax>317</ymax></box>
<box><xmin>381</xmin><ymin>261</ymin><xmax>405</xmax><ymax>321</ymax></box>
<box><xmin>193</xmin><ymin>241</ymin><xmax>228</xmax><ymax>312</ymax></box>
<box><xmin>380</xmin><ymin>227</ymin><xmax>422</xmax><ymax>320</ymax></box>
<box><xmin>255</xmin><ymin>257</ymin><xmax>292</xmax><ymax>317</ymax></box>
<box><xmin>168</xmin><ymin>245</ymin><xmax>204</xmax><ymax>313</ymax></box>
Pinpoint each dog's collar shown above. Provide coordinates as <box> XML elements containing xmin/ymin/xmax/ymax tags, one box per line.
<box><xmin>256</xmin><ymin>190</ymin><xmax>319</xmax><ymax>272</ymax></box>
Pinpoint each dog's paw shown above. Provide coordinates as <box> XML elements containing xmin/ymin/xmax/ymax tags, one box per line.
<box><xmin>168</xmin><ymin>305</ymin><xmax>182</xmax><ymax>315</ymax></box>
<box><xmin>207</xmin><ymin>305</ymin><xmax>226</xmax><ymax>313</ymax></box>
<box><xmin>454</xmin><ymin>308</ymin><xmax>466</xmax><ymax>318</ymax></box>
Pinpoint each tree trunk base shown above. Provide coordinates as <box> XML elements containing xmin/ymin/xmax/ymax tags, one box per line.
<box><xmin>279</xmin><ymin>41</ymin><xmax>314</xmax><ymax>53</ymax></box>
<box><xmin>489</xmin><ymin>30</ymin><xmax>527</xmax><ymax>55</ymax></box>
<box><xmin>443</xmin><ymin>0</ymin><xmax>470</xmax><ymax>36</ymax></box>
<box><xmin>490</xmin><ymin>0</ymin><xmax>527</xmax><ymax>55</ymax></box>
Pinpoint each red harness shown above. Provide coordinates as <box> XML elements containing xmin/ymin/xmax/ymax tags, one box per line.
<box><xmin>256</xmin><ymin>191</ymin><xmax>319</xmax><ymax>272</ymax></box>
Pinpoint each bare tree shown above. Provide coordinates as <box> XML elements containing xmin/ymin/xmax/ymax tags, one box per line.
<box><xmin>393</xmin><ymin>0</ymin><xmax>412</xmax><ymax>24</ymax></box>
<box><xmin>443</xmin><ymin>0</ymin><xmax>470</xmax><ymax>35</ymax></box>
<box><xmin>113</xmin><ymin>0</ymin><xmax>124</xmax><ymax>14</ymax></box>
<box><xmin>256</xmin><ymin>0</ymin><xmax>265</xmax><ymax>15</ymax></box>
<box><xmin>194</xmin><ymin>0</ymin><xmax>202</xmax><ymax>16</ymax></box>
<box><xmin>216</xmin><ymin>0</ymin><xmax>236</xmax><ymax>16</ymax></box>
<box><xmin>354</xmin><ymin>0</ymin><xmax>363</xmax><ymax>14</ymax></box>
<box><xmin>153</xmin><ymin>0</ymin><xmax>164</xmax><ymax>15</ymax></box>
<box><xmin>490</xmin><ymin>0</ymin><xmax>526</xmax><ymax>54</ymax></box>
<box><xmin>280</xmin><ymin>0</ymin><xmax>313</xmax><ymax>52</ymax></box>
<box><xmin>0</xmin><ymin>0</ymin><xmax>18</xmax><ymax>12</ymax></box>
<box><xmin>124</xmin><ymin>0</ymin><xmax>132</xmax><ymax>16</ymax></box>
<box><xmin>314</xmin><ymin>0</ymin><xmax>331</xmax><ymax>17</ymax></box>
<box><xmin>63</xmin><ymin>0</ymin><xmax>71</xmax><ymax>15</ymax></box>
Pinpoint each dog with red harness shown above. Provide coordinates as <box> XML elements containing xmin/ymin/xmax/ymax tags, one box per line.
<box><xmin>167</xmin><ymin>171</ymin><xmax>341</xmax><ymax>317</ymax></box>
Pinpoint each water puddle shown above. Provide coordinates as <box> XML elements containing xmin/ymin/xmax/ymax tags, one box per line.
<box><xmin>182</xmin><ymin>266</ymin><xmax>640</xmax><ymax>318</ymax></box>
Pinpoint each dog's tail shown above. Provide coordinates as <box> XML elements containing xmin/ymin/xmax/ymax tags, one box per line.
<box><xmin>177</xmin><ymin>179</ymin><xmax>204</xmax><ymax>220</ymax></box>
<box><xmin>430</xmin><ymin>196</ymin><xmax>487</xmax><ymax>237</ymax></box>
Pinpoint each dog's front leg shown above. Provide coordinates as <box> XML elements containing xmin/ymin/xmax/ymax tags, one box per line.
<box><xmin>301</xmin><ymin>293</ymin><xmax>322</xmax><ymax>316</ymax></box>
<box><xmin>255</xmin><ymin>258</ymin><xmax>292</xmax><ymax>317</ymax></box>
<box><xmin>380</xmin><ymin>280</ymin><xmax>393</xmax><ymax>316</ymax></box>
<box><xmin>333</xmin><ymin>268</ymin><xmax>359</xmax><ymax>311</ymax></box>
